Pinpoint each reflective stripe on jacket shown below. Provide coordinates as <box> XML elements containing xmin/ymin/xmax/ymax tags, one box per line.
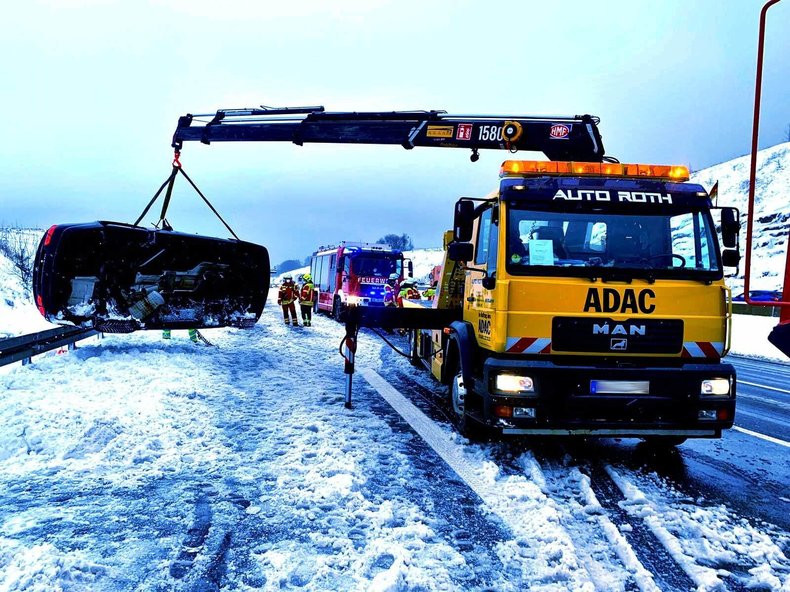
<box><xmin>299</xmin><ymin>282</ymin><xmax>315</xmax><ymax>304</ymax></box>
<box><xmin>278</xmin><ymin>284</ymin><xmax>298</xmax><ymax>305</ymax></box>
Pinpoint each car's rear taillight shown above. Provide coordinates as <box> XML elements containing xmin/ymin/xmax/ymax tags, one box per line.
<box><xmin>36</xmin><ymin>294</ymin><xmax>46</xmax><ymax>318</ymax></box>
<box><xmin>43</xmin><ymin>225</ymin><xmax>57</xmax><ymax>246</ymax></box>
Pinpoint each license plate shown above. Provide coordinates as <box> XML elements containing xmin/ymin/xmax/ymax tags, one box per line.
<box><xmin>590</xmin><ymin>380</ymin><xmax>649</xmax><ymax>394</ymax></box>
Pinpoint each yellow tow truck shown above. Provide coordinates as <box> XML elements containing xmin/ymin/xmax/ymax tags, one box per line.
<box><xmin>407</xmin><ymin>160</ymin><xmax>740</xmax><ymax>442</ymax></box>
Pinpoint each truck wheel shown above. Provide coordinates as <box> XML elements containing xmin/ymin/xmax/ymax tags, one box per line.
<box><xmin>407</xmin><ymin>330</ymin><xmax>420</xmax><ymax>366</ymax></box>
<box><xmin>450</xmin><ymin>370</ymin><xmax>487</xmax><ymax>442</ymax></box>
<box><xmin>332</xmin><ymin>297</ymin><xmax>346</xmax><ymax>322</ymax></box>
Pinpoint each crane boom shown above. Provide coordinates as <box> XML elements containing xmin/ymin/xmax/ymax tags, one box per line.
<box><xmin>172</xmin><ymin>106</ymin><xmax>606</xmax><ymax>162</ymax></box>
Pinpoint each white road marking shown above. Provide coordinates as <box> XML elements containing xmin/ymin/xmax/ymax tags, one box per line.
<box><xmin>359</xmin><ymin>368</ymin><xmax>491</xmax><ymax>498</ymax></box>
<box><xmin>736</xmin><ymin>392</ymin><xmax>790</xmax><ymax>411</ymax></box>
<box><xmin>732</xmin><ymin>425</ymin><xmax>790</xmax><ymax>448</ymax></box>
<box><xmin>358</xmin><ymin>367</ymin><xmax>598</xmax><ymax>591</ymax></box>
<box><xmin>738</xmin><ymin>380</ymin><xmax>790</xmax><ymax>395</ymax></box>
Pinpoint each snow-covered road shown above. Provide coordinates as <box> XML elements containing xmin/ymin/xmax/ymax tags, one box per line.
<box><xmin>1</xmin><ymin>296</ymin><xmax>789</xmax><ymax>591</ymax></box>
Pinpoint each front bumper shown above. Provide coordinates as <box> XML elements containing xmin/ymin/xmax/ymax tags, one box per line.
<box><xmin>470</xmin><ymin>358</ymin><xmax>736</xmax><ymax>437</ymax></box>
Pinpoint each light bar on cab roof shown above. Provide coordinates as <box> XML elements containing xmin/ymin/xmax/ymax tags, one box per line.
<box><xmin>500</xmin><ymin>160</ymin><xmax>690</xmax><ymax>182</ymax></box>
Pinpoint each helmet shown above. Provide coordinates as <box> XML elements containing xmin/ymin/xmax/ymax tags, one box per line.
<box><xmin>284</xmin><ymin>275</ymin><xmax>293</xmax><ymax>282</ymax></box>
<box><xmin>389</xmin><ymin>273</ymin><xmax>399</xmax><ymax>281</ymax></box>
<box><xmin>303</xmin><ymin>273</ymin><xmax>312</xmax><ymax>282</ymax></box>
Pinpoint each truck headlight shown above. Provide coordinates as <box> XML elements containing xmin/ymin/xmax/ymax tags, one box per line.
<box><xmin>701</xmin><ymin>378</ymin><xmax>730</xmax><ymax>396</ymax></box>
<box><xmin>495</xmin><ymin>374</ymin><xmax>535</xmax><ymax>393</ymax></box>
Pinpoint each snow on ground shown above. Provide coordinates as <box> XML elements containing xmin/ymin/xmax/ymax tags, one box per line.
<box><xmin>729</xmin><ymin>314</ymin><xmax>788</xmax><ymax>362</ymax></box>
<box><xmin>0</xmin><ymin>293</ymin><xmax>597</xmax><ymax>591</ymax></box>
<box><xmin>4</xmin><ymin>296</ymin><xmax>786</xmax><ymax>591</ymax></box>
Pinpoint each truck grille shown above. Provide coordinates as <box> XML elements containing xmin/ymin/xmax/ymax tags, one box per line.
<box><xmin>552</xmin><ymin>317</ymin><xmax>684</xmax><ymax>354</ymax></box>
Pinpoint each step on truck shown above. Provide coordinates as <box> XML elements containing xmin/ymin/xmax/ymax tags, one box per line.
<box><xmin>405</xmin><ymin>161</ymin><xmax>741</xmax><ymax>441</ymax></box>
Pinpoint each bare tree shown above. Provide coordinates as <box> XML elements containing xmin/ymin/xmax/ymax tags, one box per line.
<box><xmin>0</xmin><ymin>227</ymin><xmax>35</xmax><ymax>297</ymax></box>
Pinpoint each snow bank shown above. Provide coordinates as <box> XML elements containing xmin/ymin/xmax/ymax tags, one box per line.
<box><xmin>0</xmin><ymin>228</ymin><xmax>55</xmax><ymax>338</ymax></box>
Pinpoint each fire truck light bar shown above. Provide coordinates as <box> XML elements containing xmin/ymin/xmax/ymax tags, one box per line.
<box><xmin>500</xmin><ymin>160</ymin><xmax>690</xmax><ymax>182</ymax></box>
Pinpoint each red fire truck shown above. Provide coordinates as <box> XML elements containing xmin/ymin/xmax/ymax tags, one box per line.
<box><xmin>310</xmin><ymin>242</ymin><xmax>411</xmax><ymax>319</ymax></box>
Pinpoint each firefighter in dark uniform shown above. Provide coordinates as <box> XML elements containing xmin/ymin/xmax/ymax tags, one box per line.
<box><xmin>299</xmin><ymin>273</ymin><xmax>316</xmax><ymax>327</ymax></box>
<box><xmin>278</xmin><ymin>276</ymin><xmax>299</xmax><ymax>325</ymax></box>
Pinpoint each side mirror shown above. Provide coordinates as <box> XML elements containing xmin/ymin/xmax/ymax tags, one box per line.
<box><xmin>447</xmin><ymin>241</ymin><xmax>473</xmax><ymax>262</ymax></box>
<box><xmin>722</xmin><ymin>249</ymin><xmax>740</xmax><ymax>268</ymax></box>
<box><xmin>720</xmin><ymin>207</ymin><xmax>740</xmax><ymax>249</ymax></box>
<box><xmin>454</xmin><ymin>199</ymin><xmax>475</xmax><ymax>243</ymax></box>
<box><xmin>407</xmin><ymin>259</ymin><xmax>414</xmax><ymax>278</ymax></box>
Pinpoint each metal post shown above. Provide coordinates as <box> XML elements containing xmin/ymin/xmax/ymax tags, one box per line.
<box><xmin>22</xmin><ymin>357</ymin><xmax>31</xmax><ymax>366</ymax></box>
<box><xmin>343</xmin><ymin>321</ymin><xmax>357</xmax><ymax>409</ymax></box>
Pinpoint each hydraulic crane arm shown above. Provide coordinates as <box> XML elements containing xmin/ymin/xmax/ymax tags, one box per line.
<box><xmin>172</xmin><ymin>106</ymin><xmax>607</xmax><ymax>162</ymax></box>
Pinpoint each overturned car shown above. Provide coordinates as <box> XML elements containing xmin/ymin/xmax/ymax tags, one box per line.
<box><xmin>33</xmin><ymin>221</ymin><xmax>270</xmax><ymax>333</ymax></box>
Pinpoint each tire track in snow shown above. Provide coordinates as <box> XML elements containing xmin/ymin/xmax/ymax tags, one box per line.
<box><xmin>362</xmin><ymin>367</ymin><xmax>599</xmax><ymax>591</ymax></box>
<box><xmin>528</xmin><ymin>456</ymin><xmax>662</xmax><ymax>592</ymax></box>
<box><xmin>378</xmin><ymin>361</ymin><xmax>693</xmax><ymax>591</ymax></box>
<box><xmin>580</xmin><ymin>462</ymin><xmax>698</xmax><ymax>592</ymax></box>
<box><xmin>604</xmin><ymin>464</ymin><xmax>788</xmax><ymax>592</ymax></box>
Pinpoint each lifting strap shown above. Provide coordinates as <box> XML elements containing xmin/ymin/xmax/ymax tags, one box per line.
<box><xmin>133</xmin><ymin>153</ymin><xmax>240</xmax><ymax>240</ymax></box>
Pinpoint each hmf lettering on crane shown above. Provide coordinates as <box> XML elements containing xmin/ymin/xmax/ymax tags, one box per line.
<box><xmin>583</xmin><ymin>288</ymin><xmax>656</xmax><ymax>314</ymax></box>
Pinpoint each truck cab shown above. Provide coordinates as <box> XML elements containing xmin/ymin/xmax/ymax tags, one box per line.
<box><xmin>429</xmin><ymin>160</ymin><xmax>740</xmax><ymax>441</ymax></box>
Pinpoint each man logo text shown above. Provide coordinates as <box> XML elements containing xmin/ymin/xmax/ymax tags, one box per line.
<box><xmin>593</xmin><ymin>323</ymin><xmax>646</xmax><ymax>336</ymax></box>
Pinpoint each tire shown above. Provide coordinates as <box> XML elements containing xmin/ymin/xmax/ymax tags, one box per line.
<box><xmin>449</xmin><ymin>368</ymin><xmax>487</xmax><ymax>442</ymax></box>
<box><xmin>407</xmin><ymin>330</ymin><xmax>420</xmax><ymax>366</ymax></box>
<box><xmin>332</xmin><ymin>297</ymin><xmax>346</xmax><ymax>322</ymax></box>
<box><xmin>94</xmin><ymin>319</ymin><xmax>138</xmax><ymax>333</ymax></box>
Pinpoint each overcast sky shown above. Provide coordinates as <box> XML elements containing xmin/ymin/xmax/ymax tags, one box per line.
<box><xmin>0</xmin><ymin>0</ymin><xmax>788</xmax><ymax>264</ymax></box>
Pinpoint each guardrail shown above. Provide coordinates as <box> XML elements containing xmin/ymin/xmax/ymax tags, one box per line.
<box><xmin>732</xmin><ymin>303</ymin><xmax>781</xmax><ymax>317</ymax></box>
<box><xmin>0</xmin><ymin>326</ymin><xmax>98</xmax><ymax>368</ymax></box>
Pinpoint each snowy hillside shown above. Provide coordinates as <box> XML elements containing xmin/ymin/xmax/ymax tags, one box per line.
<box><xmin>691</xmin><ymin>142</ymin><xmax>789</xmax><ymax>294</ymax></box>
<box><xmin>0</xmin><ymin>228</ymin><xmax>54</xmax><ymax>338</ymax></box>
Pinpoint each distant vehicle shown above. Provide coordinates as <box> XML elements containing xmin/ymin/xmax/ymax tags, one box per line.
<box><xmin>732</xmin><ymin>290</ymin><xmax>782</xmax><ymax>302</ymax></box>
<box><xmin>33</xmin><ymin>221</ymin><xmax>270</xmax><ymax>333</ymax></box>
<box><xmin>310</xmin><ymin>241</ymin><xmax>412</xmax><ymax>320</ymax></box>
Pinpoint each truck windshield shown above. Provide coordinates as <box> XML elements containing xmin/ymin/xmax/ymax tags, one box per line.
<box><xmin>506</xmin><ymin>205</ymin><xmax>721</xmax><ymax>281</ymax></box>
<box><xmin>351</xmin><ymin>256</ymin><xmax>402</xmax><ymax>277</ymax></box>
